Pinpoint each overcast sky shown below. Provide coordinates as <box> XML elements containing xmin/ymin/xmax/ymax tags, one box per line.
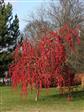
<box><xmin>4</xmin><ymin>0</ymin><xmax>48</xmax><ymax>31</ymax></box>
<box><xmin>4</xmin><ymin>0</ymin><xmax>44</xmax><ymax>31</ymax></box>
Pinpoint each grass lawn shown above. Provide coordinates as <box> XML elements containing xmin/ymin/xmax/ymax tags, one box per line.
<box><xmin>0</xmin><ymin>86</ymin><xmax>84</xmax><ymax>112</ymax></box>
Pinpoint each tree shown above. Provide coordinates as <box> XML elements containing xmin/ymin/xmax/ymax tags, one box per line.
<box><xmin>24</xmin><ymin>13</ymin><xmax>52</xmax><ymax>44</ymax></box>
<box><xmin>47</xmin><ymin>0</ymin><xmax>84</xmax><ymax>72</ymax></box>
<box><xmin>48</xmin><ymin>0</ymin><xmax>84</xmax><ymax>28</ymax></box>
<box><xmin>0</xmin><ymin>1</ymin><xmax>20</xmax><ymax>77</ymax></box>
<box><xmin>9</xmin><ymin>24</ymin><xmax>80</xmax><ymax>100</ymax></box>
<box><xmin>0</xmin><ymin>2</ymin><xmax>20</xmax><ymax>51</ymax></box>
<box><xmin>10</xmin><ymin>14</ymin><xmax>20</xmax><ymax>51</ymax></box>
<box><xmin>24</xmin><ymin>0</ymin><xmax>84</xmax><ymax>72</ymax></box>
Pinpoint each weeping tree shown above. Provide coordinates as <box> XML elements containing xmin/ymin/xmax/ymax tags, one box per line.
<box><xmin>9</xmin><ymin>24</ymin><xmax>80</xmax><ymax>101</ymax></box>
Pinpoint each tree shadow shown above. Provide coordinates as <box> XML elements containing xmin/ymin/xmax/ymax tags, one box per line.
<box><xmin>40</xmin><ymin>90</ymin><xmax>84</xmax><ymax>102</ymax></box>
<box><xmin>71</xmin><ymin>90</ymin><xmax>84</xmax><ymax>99</ymax></box>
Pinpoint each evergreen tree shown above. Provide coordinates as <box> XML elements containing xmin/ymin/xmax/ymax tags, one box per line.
<box><xmin>0</xmin><ymin>0</ymin><xmax>20</xmax><ymax>77</ymax></box>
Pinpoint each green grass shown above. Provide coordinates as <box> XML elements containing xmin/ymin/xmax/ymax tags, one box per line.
<box><xmin>0</xmin><ymin>86</ymin><xmax>84</xmax><ymax>112</ymax></box>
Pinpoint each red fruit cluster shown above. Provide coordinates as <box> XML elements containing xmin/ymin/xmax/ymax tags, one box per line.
<box><xmin>9</xmin><ymin>24</ymin><xmax>80</xmax><ymax>96</ymax></box>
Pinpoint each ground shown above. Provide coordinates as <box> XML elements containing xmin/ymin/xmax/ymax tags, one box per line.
<box><xmin>0</xmin><ymin>86</ymin><xmax>84</xmax><ymax>112</ymax></box>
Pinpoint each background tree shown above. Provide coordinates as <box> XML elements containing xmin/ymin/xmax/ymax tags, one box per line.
<box><xmin>0</xmin><ymin>0</ymin><xmax>20</xmax><ymax>77</ymax></box>
<box><xmin>24</xmin><ymin>0</ymin><xmax>84</xmax><ymax>72</ymax></box>
<box><xmin>46</xmin><ymin>0</ymin><xmax>84</xmax><ymax>72</ymax></box>
<box><xmin>48</xmin><ymin>0</ymin><xmax>84</xmax><ymax>28</ymax></box>
<box><xmin>24</xmin><ymin>9</ymin><xmax>52</xmax><ymax>45</ymax></box>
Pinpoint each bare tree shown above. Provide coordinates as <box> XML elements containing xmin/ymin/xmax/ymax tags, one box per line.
<box><xmin>24</xmin><ymin>0</ymin><xmax>84</xmax><ymax>39</ymax></box>
<box><xmin>24</xmin><ymin>7</ymin><xmax>52</xmax><ymax>44</ymax></box>
<box><xmin>45</xmin><ymin>0</ymin><xmax>84</xmax><ymax>72</ymax></box>
<box><xmin>48</xmin><ymin>0</ymin><xmax>84</xmax><ymax>28</ymax></box>
<box><xmin>23</xmin><ymin>0</ymin><xmax>84</xmax><ymax>72</ymax></box>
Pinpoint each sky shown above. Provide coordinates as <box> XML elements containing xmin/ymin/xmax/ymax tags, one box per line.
<box><xmin>4</xmin><ymin>0</ymin><xmax>51</xmax><ymax>31</ymax></box>
<box><xmin>4</xmin><ymin>0</ymin><xmax>84</xmax><ymax>32</ymax></box>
